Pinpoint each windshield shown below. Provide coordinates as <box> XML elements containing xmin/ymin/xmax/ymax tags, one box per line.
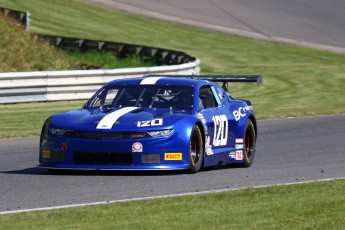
<box><xmin>84</xmin><ymin>85</ymin><xmax>194</xmax><ymax>110</ymax></box>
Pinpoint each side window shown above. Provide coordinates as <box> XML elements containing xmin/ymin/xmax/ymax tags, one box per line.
<box><xmin>214</xmin><ymin>84</ymin><xmax>226</xmax><ymax>102</ymax></box>
<box><xmin>88</xmin><ymin>89</ymin><xmax>119</xmax><ymax>108</ymax></box>
<box><xmin>104</xmin><ymin>89</ymin><xmax>118</xmax><ymax>106</ymax></box>
<box><xmin>199</xmin><ymin>86</ymin><xmax>217</xmax><ymax>109</ymax></box>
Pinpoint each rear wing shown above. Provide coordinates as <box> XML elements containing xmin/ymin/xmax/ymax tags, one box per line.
<box><xmin>190</xmin><ymin>75</ymin><xmax>262</xmax><ymax>84</ymax></box>
<box><xmin>146</xmin><ymin>74</ymin><xmax>262</xmax><ymax>91</ymax></box>
<box><xmin>193</xmin><ymin>75</ymin><xmax>262</xmax><ymax>91</ymax></box>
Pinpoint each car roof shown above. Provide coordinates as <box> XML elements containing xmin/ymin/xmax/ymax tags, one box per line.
<box><xmin>106</xmin><ymin>76</ymin><xmax>214</xmax><ymax>88</ymax></box>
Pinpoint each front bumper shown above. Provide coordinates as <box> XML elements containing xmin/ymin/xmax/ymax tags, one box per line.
<box><xmin>39</xmin><ymin>134</ymin><xmax>190</xmax><ymax>170</ymax></box>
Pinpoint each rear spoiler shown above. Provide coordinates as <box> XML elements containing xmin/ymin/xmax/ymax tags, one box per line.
<box><xmin>146</xmin><ymin>74</ymin><xmax>262</xmax><ymax>91</ymax></box>
<box><xmin>190</xmin><ymin>75</ymin><xmax>263</xmax><ymax>84</ymax></box>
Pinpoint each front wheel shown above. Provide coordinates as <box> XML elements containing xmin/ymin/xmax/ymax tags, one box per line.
<box><xmin>188</xmin><ymin>125</ymin><xmax>204</xmax><ymax>173</ymax></box>
<box><xmin>241</xmin><ymin>119</ymin><xmax>256</xmax><ymax>167</ymax></box>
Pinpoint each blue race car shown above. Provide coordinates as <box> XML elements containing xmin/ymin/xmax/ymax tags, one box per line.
<box><xmin>39</xmin><ymin>75</ymin><xmax>262</xmax><ymax>173</ymax></box>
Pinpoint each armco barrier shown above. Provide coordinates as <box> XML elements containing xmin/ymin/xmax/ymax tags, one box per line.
<box><xmin>0</xmin><ymin>7</ymin><xmax>200</xmax><ymax>104</ymax></box>
<box><xmin>40</xmin><ymin>36</ymin><xmax>196</xmax><ymax>66</ymax></box>
<box><xmin>0</xmin><ymin>60</ymin><xmax>200</xmax><ymax>104</ymax></box>
<box><xmin>0</xmin><ymin>7</ymin><xmax>30</xmax><ymax>31</ymax></box>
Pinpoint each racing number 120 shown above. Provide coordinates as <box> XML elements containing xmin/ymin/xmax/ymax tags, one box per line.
<box><xmin>212</xmin><ymin>115</ymin><xmax>228</xmax><ymax>146</ymax></box>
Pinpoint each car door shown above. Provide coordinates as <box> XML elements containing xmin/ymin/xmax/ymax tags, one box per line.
<box><xmin>198</xmin><ymin>85</ymin><xmax>232</xmax><ymax>165</ymax></box>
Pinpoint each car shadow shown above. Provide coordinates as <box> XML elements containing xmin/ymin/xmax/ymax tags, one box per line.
<box><xmin>1</xmin><ymin>167</ymin><xmax>190</xmax><ymax>176</ymax></box>
<box><xmin>1</xmin><ymin>164</ymin><xmax>236</xmax><ymax>176</ymax></box>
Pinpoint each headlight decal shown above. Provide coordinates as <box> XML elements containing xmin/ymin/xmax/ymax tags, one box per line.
<box><xmin>49</xmin><ymin>127</ymin><xmax>67</xmax><ymax>136</ymax></box>
<box><xmin>147</xmin><ymin>129</ymin><xmax>173</xmax><ymax>137</ymax></box>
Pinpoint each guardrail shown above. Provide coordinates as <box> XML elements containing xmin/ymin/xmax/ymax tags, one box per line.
<box><xmin>0</xmin><ymin>7</ymin><xmax>30</xmax><ymax>31</ymax></box>
<box><xmin>0</xmin><ymin>7</ymin><xmax>200</xmax><ymax>104</ymax></box>
<box><xmin>41</xmin><ymin>36</ymin><xmax>197</xmax><ymax>66</ymax></box>
<box><xmin>0</xmin><ymin>60</ymin><xmax>200</xmax><ymax>104</ymax></box>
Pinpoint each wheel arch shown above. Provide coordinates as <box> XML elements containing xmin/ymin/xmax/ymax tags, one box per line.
<box><xmin>195</xmin><ymin>121</ymin><xmax>206</xmax><ymax>153</ymax></box>
<box><xmin>194</xmin><ymin>121</ymin><xmax>206</xmax><ymax>168</ymax></box>
<box><xmin>248</xmin><ymin>115</ymin><xmax>257</xmax><ymax>141</ymax></box>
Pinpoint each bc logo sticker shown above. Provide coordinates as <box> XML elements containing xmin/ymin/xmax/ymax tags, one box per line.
<box><xmin>233</xmin><ymin>106</ymin><xmax>253</xmax><ymax>121</ymax></box>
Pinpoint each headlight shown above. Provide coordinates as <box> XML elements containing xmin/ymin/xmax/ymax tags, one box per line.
<box><xmin>49</xmin><ymin>127</ymin><xmax>67</xmax><ymax>136</ymax></box>
<box><xmin>147</xmin><ymin>129</ymin><xmax>173</xmax><ymax>137</ymax></box>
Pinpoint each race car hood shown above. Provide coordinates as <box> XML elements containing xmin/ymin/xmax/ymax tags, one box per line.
<box><xmin>50</xmin><ymin>107</ymin><xmax>194</xmax><ymax>131</ymax></box>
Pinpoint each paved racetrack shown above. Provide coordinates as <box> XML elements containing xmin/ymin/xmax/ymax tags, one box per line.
<box><xmin>1</xmin><ymin>115</ymin><xmax>345</xmax><ymax>212</ymax></box>
<box><xmin>85</xmin><ymin>0</ymin><xmax>345</xmax><ymax>52</ymax></box>
<box><xmin>1</xmin><ymin>0</ymin><xmax>345</xmax><ymax>213</ymax></box>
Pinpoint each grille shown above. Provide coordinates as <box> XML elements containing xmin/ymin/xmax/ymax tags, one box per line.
<box><xmin>64</xmin><ymin>130</ymin><xmax>149</xmax><ymax>140</ymax></box>
<box><xmin>74</xmin><ymin>152</ymin><xmax>133</xmax><ymax>165</ymax></box>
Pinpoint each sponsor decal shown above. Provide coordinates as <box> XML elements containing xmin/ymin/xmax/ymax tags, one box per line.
<box><xmin>61</xmin><ymin>143</ymin><xmax>68</xmax><ymax>152</ymax></box>
<box><xmin>235</xmin><ymin>138</ymin><xmax>244</xmax><ymax>144</ymax></box>
<box><xmin>42</xmin><ymin>150</ymin><xmax>51</xmax><ymax>159</ymax></box>
<box><xmin>235</xmin><ymin>144</ymin><xmax>244</xmax><ymax>149</ymax></box>
<box><xmin>229</xmin><ymin>151</ymin><xmax>236</xmax><ymax>159</ymax></box>
<box><xmin>132</xmin><ymin>142</ymin><xmax>143</xmax><ymax>152</ymax></box>
<box><xmin>235</xmin><ymin>150</ymin><xmax>243</xmax><ymax>160</ymax></box>
<box><xmin>197</xmin><ymin>113</ymin><xmax>207</xmax><ymax>132</ymax></box>
<box><xmin>205</xmin><ymin>136</ymin><xmax>214</xmax><ymax>156</ymax></box>
<box><xmin>97</xmin><ymin>107</ymin><xmax>139</xmax><ymax>129</ymax></box>
<box><xmin>140</xmin><ymin>77</ymin><xmax>163</xmax><ymax>85</ymax></box>
<box><xmin>212</xmin><ymin>114</ymin><xmax>228</xmax><ymax>146</ymax></box>
<box><xmin>164</xmin><ymin>153</ymin><xmax>182</xmax><ymax>160</ymax></box>
<box><xmin>137</xmin><ymin>118</ymin><xmax>163</xmax><ymax>127</ymax></box>
<box><xmin>197</xmin><ymin>113</ymin><xmax>204</xmax><ymax>120</ymax></box>
<box><xmin>233</xmin><ymin>106</ymin><xmax>253</xmax><ymax>121</ymax></box>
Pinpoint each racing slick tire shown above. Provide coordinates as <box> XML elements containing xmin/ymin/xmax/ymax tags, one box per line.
<box><xmin>241</xmin><ymin>119</ymin><xmax>256</xmax><ymax>167</ymax></box>
<box><xmin>188</xmin><ymin>125</ymin><xmax>204</xmax><ymax>173</ymax></box>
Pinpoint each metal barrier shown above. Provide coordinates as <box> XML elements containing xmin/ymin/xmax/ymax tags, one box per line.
<box><xmin>41</xmin><ymin>36</ymin><xmax>196</xmax><ymax>66</ymax></box>
<box><xmin>0</xmin><ymin>60</ymin><xmax>200</xmax><ymax>104</ymax></box>
<box><xmin>0</xmin><ymin>7</ymin><xmax>30</xmax><ymax>31</ymax></box>
<box><xmin>0</xmin><ymin>7</ymin><xmax>200</xmax><ymax>104</ymax></box>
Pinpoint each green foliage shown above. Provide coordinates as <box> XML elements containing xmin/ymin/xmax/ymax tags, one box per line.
<box><xmin>1</xmin><ymin>179</ymin><xmax>344</xmax><ymax>229</ymax></box>
<box><xmin>0</xmin><ymin>14</ymin><xmax>74</xmax><ymax>71</ymax></box>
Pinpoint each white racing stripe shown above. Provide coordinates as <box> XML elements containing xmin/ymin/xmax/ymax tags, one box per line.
<box><xmin>140</xmin><ymin>77</ymin><xmax>163</xmax><ymax>85</ymax></box>
<box><xmin>96</xmin><ymin>107</ymin><xmax>139</xmax><ymax>129</ymax></box>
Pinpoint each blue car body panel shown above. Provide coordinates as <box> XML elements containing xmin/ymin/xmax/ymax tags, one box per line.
<box><xmin>39</xmin><ymin>75</ymin><xmax>260</xmax><ymax>171</ymax></box>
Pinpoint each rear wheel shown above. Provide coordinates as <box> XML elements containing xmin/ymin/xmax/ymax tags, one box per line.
<box><xmin>241</xmin><ymin>119</ymin><xmax>256</xmax><ymax>167</ymax></box>
<box><xmin>188</xmin><ymin>125</ymin><xmax>204</xmax><ymax>173</ymax></box>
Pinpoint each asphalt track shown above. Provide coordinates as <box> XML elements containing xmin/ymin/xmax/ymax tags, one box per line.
<box><xmin>1</xmin><ymin>1</ymin><xmax>345</xmax><ymax>213</ymax></box>
<box><xmin>1</xmin><ymin>115</ymin><xmax>345</xmax><ymax>213</ymax></box>
<box><xmin>85</xmin><ymin>0</ymin><xmax>345</xmax><ymax>53</ymax></box>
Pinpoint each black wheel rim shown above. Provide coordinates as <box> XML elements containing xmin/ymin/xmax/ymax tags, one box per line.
<box><xmin>190</xmin><ymin>133</ymin><xmax>199</xmax><ymax>165</ymax></box>
<box><xmin>245</xmin><ymin>128</ymin><xmax>254</xmax><ymax>159</ymax></box>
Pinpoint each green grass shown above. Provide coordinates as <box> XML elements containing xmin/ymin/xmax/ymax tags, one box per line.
<box><xmin>0</xmin><ymin>12</ymin><xmax>154</xmax><ymax>72</ymax></box>
<box><xmin>0</xmin><ymin>14</ymin><xmax>75</xmax><ymax>71</ymax></box>
<box><xmin>1</xmin><ymin>179</ymin><xmax>344</xmax><ymax>229</ymax></box>
<box><xmin>0</xmin><ymin>1</ymin><xmax>344</xmax><ymax>227</ymax></box>
<box><xmin>66</xmin><ymin>50</ymin><xmax>155</xmax><ymax>69</ymax></box>
<box><xmin>0</xmin><ymin>101</ymin><xmax>84</xmax><ymax>138</ymax></box>
<box><xmin>0</xmin><ymin>0</ymin><xmax>343</xmax><ymax>136</ymax></box>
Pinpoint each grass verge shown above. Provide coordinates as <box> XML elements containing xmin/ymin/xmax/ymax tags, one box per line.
<box><xmin>0</xmin><ymin>0</ymin><xmax>344</xmax><ymax>138</ymax></box>
<box><xmin>66</xmin><ymin>50</ymin><xmax>155</xmax><ymax>70</ymax></box>
<box><xmin>1</xmin><ymin>179</ymin><xmax>344</xmax><ymax>229</ymax></box>
<box><xmin>0</xmin><ymin>101</ymin><xmax>84</xmax><ymax>138</ymax></box>
<box><xmin>0</xmin><ymin>11</ymin><xmax>154</xmax><ymax>72</ymax></box>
